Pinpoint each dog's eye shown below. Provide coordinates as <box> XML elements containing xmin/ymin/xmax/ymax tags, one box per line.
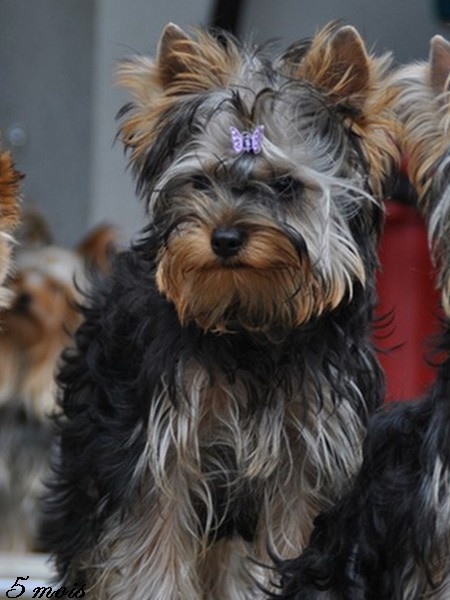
<box><xmin>191</xmin><ymin>175</ymin><xmax>210</xmax><ymax>191</ymax></box>
<box><xmin>273</xmin><ymin>177</ymin><xmax>303</xmax><ymax>201</ymax></box>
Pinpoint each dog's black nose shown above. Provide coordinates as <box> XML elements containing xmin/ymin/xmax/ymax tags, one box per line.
<box><xmin>211</xmin><ymin>226</ymin><xmax>246</xmax><ymax>258</ymax></box>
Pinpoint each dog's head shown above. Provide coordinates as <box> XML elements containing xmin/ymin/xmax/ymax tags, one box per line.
<box><xmin>393</xmin><ymin>35</ymin><xmax>450</xmax><ymax>316</ymax></box>
<box><xmin>2</xmin><ymin>221</ymin><xmax>118</xmax><ymax>362</ymax></box>
<box><xmin>118</xmin><ymin>23</ymin><xmax>396</xmax><ymax>334</ymax></box>
<box><xmin>5</xmin><ymin>246</ymin><xmax>84</xmax><ymax>353</ymax></box>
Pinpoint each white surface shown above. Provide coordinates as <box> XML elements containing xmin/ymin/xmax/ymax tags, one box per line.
<box><xmin>0</xmin><ymin>554</ymin><xmax>54</xmax><ymax>598</ymax></box>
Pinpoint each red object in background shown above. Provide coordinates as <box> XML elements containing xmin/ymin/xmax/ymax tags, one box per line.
<box><xmin>375</xmin><ymin>199</ymin><xmax>442</xmax><ymax>402</ymax></box>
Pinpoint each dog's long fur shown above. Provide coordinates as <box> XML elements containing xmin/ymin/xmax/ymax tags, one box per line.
<box><xmin>275</xmin><ymin>35</ymin><xmax>450</xmax><ymax>600</ymax></box>
<box><xmin>45</xmin><ymin>23</ymin><xmax>396</xmax><ymax>598</ymax></box>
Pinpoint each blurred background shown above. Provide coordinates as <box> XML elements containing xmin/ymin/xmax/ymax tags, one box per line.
<box><xmin>0</xmin><ymin>0</ymin><xmax>449</xmax><ymax>397</ymax></box>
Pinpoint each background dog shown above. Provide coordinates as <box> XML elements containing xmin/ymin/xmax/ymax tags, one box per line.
<box><xmin>45</xmin><ymin>23</ymin><xmax>397</xmax><ymax>598</ymax></box>
<box><xmin>0</xmin><ymin>218</ymin><xmax>117</xmax><ymax>552</ymax></box>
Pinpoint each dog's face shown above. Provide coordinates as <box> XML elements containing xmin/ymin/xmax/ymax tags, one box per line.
<box><xmin>0</xmin><ymin>150</ymin><xmax>21</xmax><ymax>308</ymax></box>
<box><xmin>2</xmin><ymin>222</ymin><xmax>117</xmax><ymax>355</ymax></box>
<box><xmin>4</xmin><ymin>247</ymin><xmax>83</xmax><ymax>352</ymax></box>
<box><xmin>393</xmin><ymin>35</ymin><xmax>450</xmax><ymax>315</ymax></box>
<box><xmin>118</xmin><ymin>24</ymin><xmax>396</xmax><ymax>333</ymax></box>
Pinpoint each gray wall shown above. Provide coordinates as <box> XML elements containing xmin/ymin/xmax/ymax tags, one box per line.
<box><xmin>0</xmin><ymin>0</ymin><xmax>95</xmax><ymax>247</ymax></box>
<box><xmin>240</xmin><ymin>0</ymin><xmax>450</xmax><ymax>63</ymax></box>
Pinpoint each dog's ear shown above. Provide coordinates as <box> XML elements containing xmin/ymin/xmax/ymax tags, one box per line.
<box><xmin>155</xmin><ymin>23</ymin><xmax>195</xmax><ymax>89</ymax></box>
<box><xmin>430</xmin><ymin>35</ymin><xmax>450</xmax><ymax>93</ymax></box>
<box><xmin>115</xmin><ymin>23</ymin><xmax>190</xmax><ymax>109</ymax></box>
<box><xmin>290</xmin><ymin>24</ymin><xmax>371</xmax><ymax>110</ymax></box>
<box><xmin>117</xmin><ymin>23</ymin><xmax>242</xmax><ymax>156</ymax></box>
<box><xmin>323</xmin><ymin>26</ymin><xmax>370</xmax><ymax>101</ymax></box>
<box><xmin>118</xmin><ymin>22</ymin><xmax>239</xmax><ymax>101</ymax></box>
<box><xmin>154</xmin><ymin>23</ymin><xmax>240</xmax><ymax>94</ymax></box>
<box><xmin>77</xmin><ymin>224</ymin><xmax>119</xmax><ymax>275</ymax></box>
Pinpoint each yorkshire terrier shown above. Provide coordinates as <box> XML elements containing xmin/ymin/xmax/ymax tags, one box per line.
<box><xmin>275</xmin><ymin>35</ymin><xmax>450</xmax><ymax>600</ymax></box>
<box><xmin>0</xmin><ymin>218</ymin><xmax>117</xmax><ymax>552</ymax></box>
<box><xmin>0</xmin><ymin>146</ymin><xmax>21</xmax><ymax>308</ymax></box>
<box><xmin>45</xmin><ymin>23</ymin><xmax>396</xmax><ymax>597</ymax></box>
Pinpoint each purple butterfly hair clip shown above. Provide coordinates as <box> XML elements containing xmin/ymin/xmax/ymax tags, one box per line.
<box><xmin>230</xmin><ymin>125</ymin><xmax>264</xmax><ymax>155</ymax></box>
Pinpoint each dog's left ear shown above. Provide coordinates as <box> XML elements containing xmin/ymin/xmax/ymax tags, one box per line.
<box><xmin>430</xmin><ymin>35</ymin><xmax>450</xmax><ymax>93</ymax></box>
<box><xmin>288</xmin><ymin>24</ymin><xmax>371</xmax><ymax>111</ymax></box>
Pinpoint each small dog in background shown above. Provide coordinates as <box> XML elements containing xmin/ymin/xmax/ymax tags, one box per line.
<box><xmin>396</xmin><ymin>35</ymin><xmax>450</xmax><ymax>318</ymax></box>
<box><xmin>45</xmin><ymin>22</ymin><xmax>397</xmax><ymax>598</ymax></box>
<box><xmin>275</xmin><ymin>35</ymin><xmax>450</xmax><ymax>600</ymax></box>
<box><xmin>0</xmin><ymin>146</ymin><xmax>21</xmax><ymax>308</ymax></box>
<box><xmin>0</xmin><ymin>215</ymin><xmax>117</xmax><ymax>552</ymax></box>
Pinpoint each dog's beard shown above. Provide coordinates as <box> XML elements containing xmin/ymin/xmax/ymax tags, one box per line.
<box><xmin>156</xmin><ymin>222</ymin><xmax>365</xmax><ymax>333</ymax></box>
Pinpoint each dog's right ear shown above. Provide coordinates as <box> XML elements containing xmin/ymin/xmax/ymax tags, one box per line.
<box><xmin>115</xmin><ymin>23</ymin><xmax>192</xmax><ymax>109</ymax></box>
<box><xmin>430</xmin><ymin>35</ymin><xmax>450</xmax><ymax>94</ymax></box>
<box><xmin>117</xmin><ymin>23</ymin><xmax>242</xmax><ymax>157</ymax></box>
<box><xmin>155</xmin><ymin>23</ymin><xmax>193</xmax><ymax>88</ymax></box>
<box><xmin>118</xmin><ymin>22</ymin><xmax>240</xmax><ymax>100</ymax></box>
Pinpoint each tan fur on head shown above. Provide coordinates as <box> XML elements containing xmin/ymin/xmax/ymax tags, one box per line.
<box><xmin>118</xmin><ymin>22</ymin><xmax>398</xmax><ymax>200</ymax></box>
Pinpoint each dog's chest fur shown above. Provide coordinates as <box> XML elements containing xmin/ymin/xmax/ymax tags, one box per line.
<box><xmin>143</xmin><ymin>354</ymin><xmax>366</xmax><ymax>534</ymax></box>
<box><xmin>71</xmin><ymin>252</ymin><xmax>376</xmax><ymax>597</ymax></box>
